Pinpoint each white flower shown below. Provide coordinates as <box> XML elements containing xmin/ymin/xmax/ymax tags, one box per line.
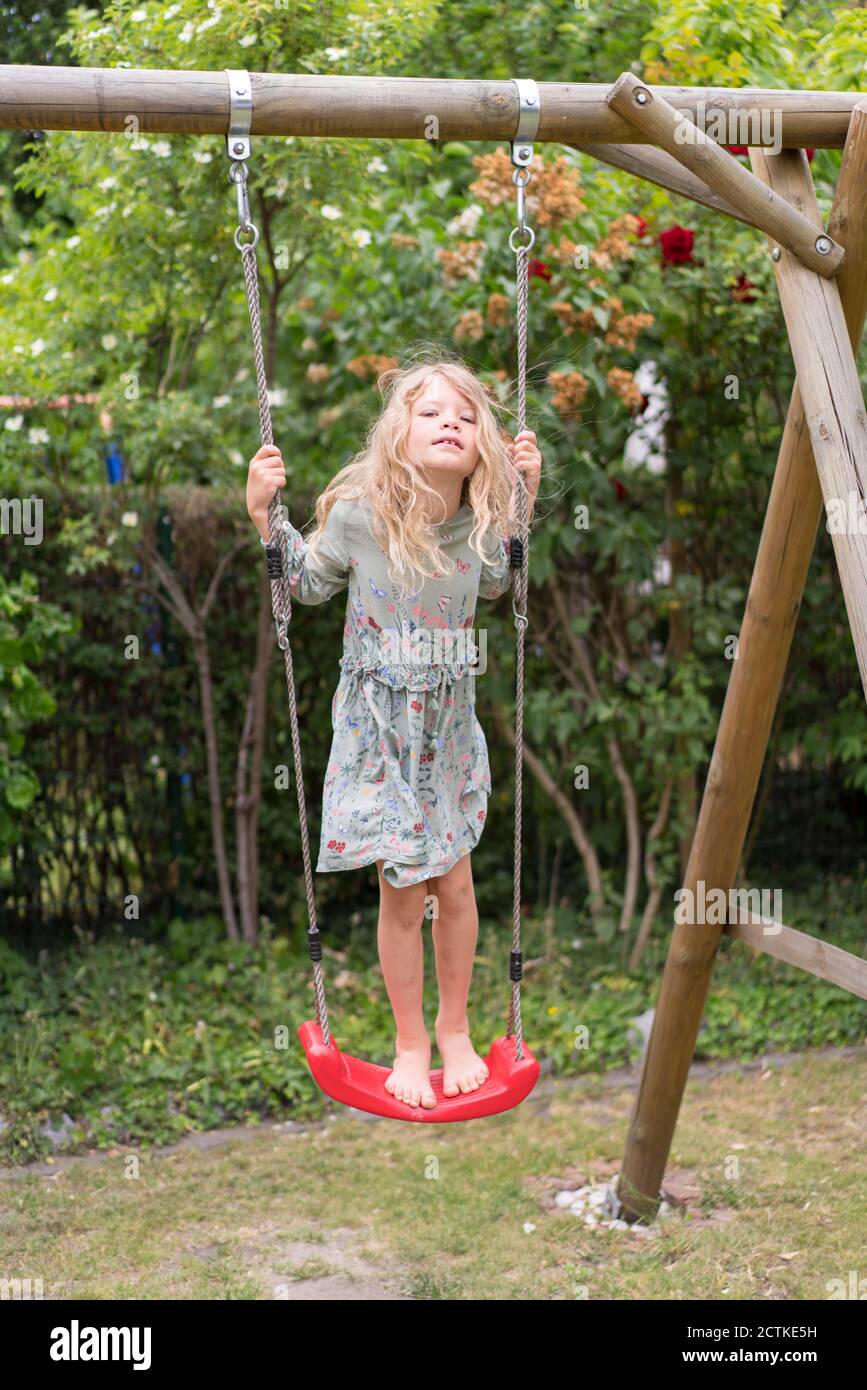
<box><xmin>267</xmin><ymin>387</ymin><xmax>288</xmax><ymax>408</ymax></box>
<box><xmin>13</xmin><ymin>345</ymin><xmax>24</xmax><ymax>353</ymax></box>
<box><xmin>522</xmin><ymin>1222</ymin><xmax>536</xmax><ymax>1234</ymax></box>
<box><xmin>1</xmin><ymin>271</ymin><xmax>15</xmax><ymax>284</ymax></box>
<box><xmin>301</xmin><ymin>337</ymin><xmax>317</xmax><ymax>351</ymax></box>
<box><xmin>94</xmin><ymin>204</ymin><xmax>116</xmax><ymax>219</ymax></box>
<box><xmin>101</xmin><ymin>334</ymin><xmax>118</xmax><ymax>350</ymax></box>
<box><xmin>28</xmin><ymin>427</ymin><xmax>50</xmax><ymax>445</ymax></box>
<box><xmin>66</xmin><ymin>234</ymin><xmax>81</xmax><ymax>250</ymax></box>
<box><xmin>130</xmin><ymin>8</ymin><xmax>148</xmax><ymax>20</ymax></box>
<box><xmin>228</xmin><ymin>449</ymin><xmax>244</xmax><ymax>466</ymax></box>
<box><xmin>212</xmin><ymin>394</ymin><xmax>231</xmax><ymax>408</ymax></box>
<box><xmin>4</xmin><ymin>415</ymin><xmax>24</xmax><ymax>432</ymax></box>
<box><xmin>121</xmin><ymin>511</ymin><xmax>139</xmax><ymax>528</ymax></box>
<box><xmin>324</xmin><ymin>47</ymin><xmax>349</xmax><ymax>61</ymax></box>
<box><xmin>43</xmin><ymin>287</ymin><xmax>58</xmax><ymax>301</ymax></box>
<box><xmin>197</xmin><ymin>14</ymin><xmax>220</xmax><ymax>32</ymax></box>
<box><xmin>179</xmin><ymin>22</ymin><xmax>194</xmax><ymax>42</ymax></box>
<box><xmin>239</xmin><ymin>33</ymin><xmax>257</xmax><ymax>47</ymax></box>
<box><xmin>352</xmin><ymin>228</ymin><xmax>372</xmax><ymax>247</ymax></box>
<box><xmin>447</xmin><ymin>203</ymin><xmax>484</xmax><ymax>236</ymax></box>
<box><xmin>165</xmin><ymin>2</ymin><xmax>181</xmax><ymax>15</ymax></box>
<box><xmin>122</xmin><ymin>206</ymin><xmax>134</xmax><ymax>217</ymax></box>
<box><xmin>193</xmin><ymin>150</ymin><xmax>213</xmax><ymax>163</ymax></box>
<box><xmin>320</xmin><ymin>204</ymin><xmax>342</xmax><ymax>220</ymax></box>
<box><xmin>150</xmin><ymin>140</ymin><xmax>172</xmax><ymax>158</ymax></box>
<box><xmin>98</xmin><ymin>175</ymin><xmax>118</xmax><ymax>191</ymax></box>
<box><xmin>30</xmin><ymin>338</ymin><xmax>46</xmax><ymax>357</ymax></box>
<box><xmin>233</xmin><ymin>367</ymin><xmax>249</xmax><ymax>382</ymax></box>
<box><xmin>366</xmin><ymin>157</ymin><xmax>387</xmax><ymax>174</ymax></box>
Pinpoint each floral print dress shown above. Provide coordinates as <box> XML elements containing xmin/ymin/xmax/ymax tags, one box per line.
<box><xmin>263</xmin><ymin>495</ymin><xmax>513</xmax><ymax>889</ymax></box>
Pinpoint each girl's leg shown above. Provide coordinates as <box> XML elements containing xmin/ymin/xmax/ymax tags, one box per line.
<box><xmin>430</xmin><ymin>853</ymin><xmax>490</xmax><ymax>1097</ymax></box>
<box><xmin>374</xmin><ymin>860</ymin><xmax>437</xmax><ymax>1109</ymax></box>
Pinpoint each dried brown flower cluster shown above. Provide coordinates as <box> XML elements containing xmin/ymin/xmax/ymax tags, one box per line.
<box><xmin>486</xmin><ymin>292</ymin><xmax>511</xmax><ymax>328</ymax></box>
<box><xmin>436</xmin><ymin>239</ymin><xmax>485</xmax><ymax>287</ymax></box>
<box><xmin>469</xmin><ymin>148</ymin><xmax>586</xmax><ymax>227</ymax></box>
<box><xmin>591</xmin><ymin>214</ymin><xmax>644</xmax><ymax>270</ymax></box>
<box><xmin>453</xmin><ymin>310</ymin><xmax>484</xmax><ymax>342</ymax></box>
<box><xmin>346</xmin><ymin>354</ymin><xmax>399</xmax><ymax>381</ymax></box>
<box><xmin>552</xmin><ymin>301</ymin><xmax>599</xmax><ymax>336</ymax></box>
<box><xmin>547</xmin><ymin>369</ymin><xmax>589</xmax><ymax>419</ymax></box>
<box><xmin>391</xmin><ymin>232</ymin><xmax>420</xmax><ymax>249</ymax></box>
<box><xmin>544</xmin><ymin>235</ymin><xmax>581</xmax><ymax>268</ymax></box>
<box><xmin>606</xmin><ymin>367</ymin><xmax>643</xmax><ymax>411</ymax></box>
<box><xmin>305</xmin><ymin>363</ymin><xmax>331</xmax><ymax>384</ymax></box>
<box><xmin>601</xmin><ymin>297</ymin><xmax>655</xmax><ymax>351</ymax></box>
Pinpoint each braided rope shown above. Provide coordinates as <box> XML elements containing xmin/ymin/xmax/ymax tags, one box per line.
<box><xmin>238</xmin><ymin>236</ymin><xmax>331</xmax><ymax>1047</ymax></box>
<box><xmin>505</xmin><ymin>237</ymin><xmax>531</xmax><ymax>1060</ymax></box>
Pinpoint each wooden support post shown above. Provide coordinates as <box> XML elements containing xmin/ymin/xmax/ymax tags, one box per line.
<box><xmin>607</xmin><ymin>72</ymin><xmax>845</xmax><ymax>277</ymax></box>
<box><xmin>616</xmin><ymin>105</ymin><xmax>867</xmax><ymax>1223</ymax></box>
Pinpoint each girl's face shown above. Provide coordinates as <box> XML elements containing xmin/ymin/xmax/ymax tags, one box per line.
<box><xmin>407</xmin><ymin>374</ymin><xmax>480</xmax><ymax>482</ymax></box>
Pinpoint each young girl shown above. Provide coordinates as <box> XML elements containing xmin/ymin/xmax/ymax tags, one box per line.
<box><xmin>246</xmin><ymin>358</ymin><xmax>541</xmax><ymax>1111</ymax></box>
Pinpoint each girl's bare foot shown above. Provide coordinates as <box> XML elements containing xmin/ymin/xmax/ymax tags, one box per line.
<box><xmin>435</xmin><ymin>1021</ymin><xmax>490</xmax><ymax>1097</ymax></box>
<box><xmin>385</xmin><ymin>1037</ymin><xmax>437</xmax><ymax>1108</ymax></box>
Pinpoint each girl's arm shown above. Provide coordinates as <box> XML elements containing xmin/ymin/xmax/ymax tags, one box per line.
<box><xmin>478</xmin><ymin>534</ymin><xmax>514</xmax><ymax>601</ymax></box>
<box><xmin>247</xmin><ymin>444</ymin><xmax>350</xmax><ymax>605</ymax></box>
<box><xmin>260</xmin><ymin>499</ymin><xmax>351</xmax><ymax>606</ymax></box>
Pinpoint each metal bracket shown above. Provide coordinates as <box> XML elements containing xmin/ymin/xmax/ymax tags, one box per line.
<box><xmin>510</xmin><ymin>78</ymin><xmax>540</xmax><ymax>167</ymax></box>
<box><xmin>225</xmin><ymin>68</ymin><xmax>252</xmax><ymax>162</ymax></box>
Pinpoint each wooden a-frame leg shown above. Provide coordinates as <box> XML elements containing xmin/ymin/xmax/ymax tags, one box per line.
<box><xmin>615</xmin><ymin>108</ymin><xmax>867</xmax><ymax>1224</ymax></box>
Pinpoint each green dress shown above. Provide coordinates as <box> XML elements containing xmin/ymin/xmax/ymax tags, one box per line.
<box><xmin>265</xmin><ymin>495</ymin><xmax>513</xmax><ymax>889</ymax></box>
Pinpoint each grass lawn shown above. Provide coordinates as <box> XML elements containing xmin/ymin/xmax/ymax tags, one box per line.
<box><xmin>2</xmin><ymin>1048</ymin><xmax>864</xmax><ymax>1300</ymax></box>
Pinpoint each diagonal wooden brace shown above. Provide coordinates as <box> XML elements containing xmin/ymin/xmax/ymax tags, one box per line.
<box><xmin>568</xmin><ymin>141</ymin><xmax>743</xmax><ymax>222</ymax></box>
<box><xmin>607</xmin><ymin>71</ymin><xmax>845</xmax><ymax>277</ymax></box>
<box><xmin>755</xmin><ymin>147</ymin><xmax>867</xmax><ymax>699</ymax></box>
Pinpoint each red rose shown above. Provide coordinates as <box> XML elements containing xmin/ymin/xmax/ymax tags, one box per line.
<box><xmin>805</xmin><ymin>148</ymin><xmax>815</xmax><ymax>162</ymax></box>
<box><xmin>724</xmin><ymin>144</ymin><xmax>749</xmax><ymax>157</ymax></box>
<box><xmin>611</xmin><ymin>477</ymin><xmax>629</xmax><ymax>502</ymax></box>
<box><xmin>731</xmin><ymin>273</ymin><xmax>758</xmax><ymax>303</ymax></box>
<box><xmin>632</xmin><ymin>216</ymin><xmax>649</xmax><ymax>239</ymax></box>
<box><xmin>659</xmin><ymin>226</ymin><xmax>694</xmax><ymax>265</ymax></box>
<box><xmin>528</xmin><ymin>259</ymin><xmax>553</xmax><ymax>281</ymax></box>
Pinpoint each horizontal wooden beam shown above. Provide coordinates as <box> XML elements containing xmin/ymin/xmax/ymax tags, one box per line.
<box><xmin>607</xmin><ymin>72</ymin><xmax>845</xmax><ymax>276</ymax></box>
<box><xmin>723</xmin><ymin>915</ymin><xmax>867</xmax><ymax>999</ymax></box>
<box><xmin>0</xmin><ymin>66</ymin><xmax>863</xmax><ymax>146</ymax></box>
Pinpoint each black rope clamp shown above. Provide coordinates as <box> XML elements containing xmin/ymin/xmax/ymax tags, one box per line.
<box><xmin>509</xmin><ymin>535</ymin><xmax>524</xmax><ymax>569</ymax></box>
<box><xmin>510</xmin><ymin>949</ymin><xmax>523</xmax><ymax>982</ymax></box>
<box><xmin>264</xmin><ymin>542</ymin><xmax>283</xmax><ymax>579</ymax></box>
<box><xmin>307</xmin><ymin>930</ymin><xmax>322</xmax><ymax>963</ymax></box>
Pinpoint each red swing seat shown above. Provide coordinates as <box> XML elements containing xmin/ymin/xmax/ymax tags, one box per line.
<box><xmin>298</xmin><ymin>1020</ymin><xmax>540</xmax><ymax>1123</ymax></box>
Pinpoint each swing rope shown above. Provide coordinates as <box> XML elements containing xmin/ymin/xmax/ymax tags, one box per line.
<box><xmin>504</xmin><ymin>79</ymin><xmax>538</xmax><ymax>1062</ymax></box>
<box><xmin>225</xmin><ymin>70</ymin><xmax>536</xmax><ymax>1062</ymax></box>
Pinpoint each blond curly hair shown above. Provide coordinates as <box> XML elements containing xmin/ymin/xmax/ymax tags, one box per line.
<box><xmin>305</xmin><ymin>348</ymin><xmax>523</xmax><ymax>599</ymax></box>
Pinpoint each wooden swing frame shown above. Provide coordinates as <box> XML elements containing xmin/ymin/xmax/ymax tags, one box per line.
<box><xmin>3</xmin><ymin>65</ymin><xmax>866</xmax><ymax>1218</ymax></box>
